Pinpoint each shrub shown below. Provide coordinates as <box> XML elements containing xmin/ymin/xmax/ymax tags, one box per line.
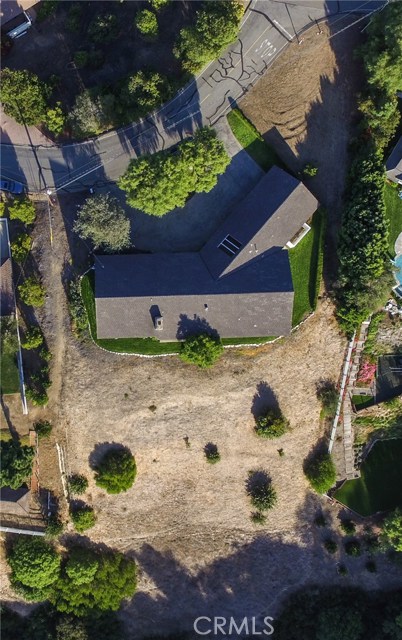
<box><xmin>122</xmin><ymin>70</ymin><xmax>170</xmax><ymax>117</ymax></box>
<box><xmin>180</xmin><ymin>333</ymin><xmax>224</xmax><ymax>368</ymax></box>
<box><xmin>74</xmin><ymin>51</ymin><xmax>89</xmax><ymax>68</ymax></box>
<box><xmin>69</xmin><ymin>90</ymin><xmax>112</xmax><ymax>138</ymax></box>
<box><xmin>74</xmin><ymin>194</ymin><xmax>131</xmax><ymax>252</ymax></box>
<box><xmin>303</xmin><ymin>163</ymin><xmax>318</xmax><ymax>177</ymax></box>
<box><xmin>46</xmin><ymin>515</ymin><xmax>64</xmax><ymax>538</ymax></box>
<box><xmin>246</xmin><ymin>470</ymin><xmax>277</xmax><ymax>512</ymax></box>
<box><xmin>40</xmin><ymin>347</ymin><xmax>52</xmax><ymax>362</ymax></box>
<box><xmin>251</xmin><ymin>511</ymin><xmax>266</xmax><ymax>525</ymax></box>
<box><xmin>8</xmin><ymin>537</ymin><xmax>61</xmax><ymax>590</ymax></box>
<box><xmin>67</xmin><ymin>3</ymin><xmax>83</xmax><ymax>32</ymax></box>
<box><xmin>382</xmin><ymin>508</ymin><xmax>402</xmax><ymax>552</ymax></box>
<box><xmin>304</xmin><ymin>451</ymin><xmax>336</xmax><ymax>494</ymax></box>
<box><xmin>71</xmin><ymin>505</ymin><xmax>96</xmax><ymax>533</ymax></box>
<box><xmin>344</xmin><ymin>540</ymin><xmax>361</xmax><ymax>557</ymax></box>
<box><xmin>8</xmin><ymin>198</ymin><xmax>35</xmax><ymax>224</ymax></box>
<box><xmin>34</xmin><ymin>420</ymin><xmax>52</xmax><ymax>439</ymax></box>
<box><xmin>26</xmin><ymin>388</ymin><xmax>49</xmax><ymax>407</ymax></box>
<box><xmin>314</xmin><ymin>513</ymin><xmax>327</xmax><ymax>528</ymax></box>
<box><xmin>317</xmin><ymin>381</ymin><xmax>338</xmax><ymax>418</ymax></box>
<box><xmin>69</xmin><ymin>474</ymin><xmax>88</xmax><ymax>495</ymax></box>
<box><xmin>204</xmin><ymin>443</ymin><xmax>220</xmax><ymax>464</ymax></box>
<box><xmin>135</xmin><ymin>9</ymin><xmax>158</xmax><ymax>37</ymax></box>
<box><xmin>22</xmin><ymin>327</ymin><xmax>43</xmax><ymax>350</ymax></box>
<box><xmin>0</xmin><ymin>440</ymin><xmax>34</xmax><ymax>489</ymax></box>
<box><xmin>88</xmin><ymin>13</ymin><xmax>118</xmax><ymax>43</ymax></box>
<box><xmin>340</xmin><ymin>519</ymin><xmax>356</xmax><ymax>535</ymax></box>
<box><xmin>11</xmin><ymin>233</ymin><xmax>31</xmax><ymax>263</ymax></box>
<box><xmin>0</xmin><ymin>69</ymin><xmax>49</xmax><ymax>126</ymax></box>
<box><xmin>119</xmin><ymin>127</ymin><xmax>230</xmax><ymax>216</ymax></box>
<box><xmin>174</xmin><ymin>1</ymin><xmax>244</xmax><ymax>73</ymax></box>
<box><xmin>55</xmin><ymin>617</ymin><xmax>89</xmax><ymax>640</ymax></box>
<box><xmin>337</xmin><ymin>564</ymin><xmax>348</xmax><ymax>576</ymax></box>
<box><xmin>36</xmin><ymin>0</ymin><xmax>59</xmax><ymax>22</ymax></box>
<box><xmin>149</xmin><ymin>0</ymin><xmax>169</xmax><ymax>9</ymax></box>
<box><xmin>46</xmin><ymin>102</ymin><xmax>65</xmax><ymax>135</ymax></box>
<box><xmin>324</xmin><ymin>539</ymin><xmax>337</xmax><ymax>554</ymax></box>
<box><xmin>255</xmin><ymin>408</ymin><xmax>289</xmax><ymax>439</ymax></box>
<box><xmin>18</xmin><ymin>277</ymin><xmax>46</xmax><ymax>307</ymax></box>
<box><xmin>366</xmin><ymin>560</ymin><xmax>377</xmax><ymax>573</ymax></box>
<box><xmin>68</xmin><ymin>278</ymin><xmax>88</xmax><ymax>335</ymax></box>
<box><xmin>95</xmin><ymin>448</ymin><xmax>136</xmax><ymax>494</ymax></box>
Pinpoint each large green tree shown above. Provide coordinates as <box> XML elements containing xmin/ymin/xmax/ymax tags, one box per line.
<box><xmin>0</xmin><ymin>441</ymin><xmax>35</xmax><ymax>489</ymax></box>
<box><xmin>8</xmin><ymin>537</ymin><xmax>61</xmax><ymax>592</ymax></box>
<box><xmin>74</xmin><ymin>194</ymin><xmax>131</xmax><ymax>252</ymax></box>
<box><xmin>119</xmin><ymin>127</ymin><xmax>230</xmax><ymax>216</ymax></box>
<box><xmin>1</xmin><ymin>69</ymin><xmax>49</xmax><ymax>125</ymax></box>
<box><xmin>174</xmin><ymin>1</ymin><xmax>244</xmax><ymax>73</ymax></box>
<box><xmin>94</xmin><ymin>448</ymin><xmax>136</xmax><ymax>494</ymax></box>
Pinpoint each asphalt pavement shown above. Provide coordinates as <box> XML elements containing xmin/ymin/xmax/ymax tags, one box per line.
<box><xmin>0</xmin><ymin>0</ymin><xmax>386</xmax><ymax>193</ymax></box>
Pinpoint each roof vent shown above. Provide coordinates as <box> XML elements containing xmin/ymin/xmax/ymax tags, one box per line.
<box><xmin>154</xmin><ymin>316</ymin><xmax>163</xmax><ymax>330</ymax></box>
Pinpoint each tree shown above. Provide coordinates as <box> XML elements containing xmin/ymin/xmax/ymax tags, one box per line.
<box><xmin>246</xmin><ymin>470</ymin><xmax>277</xmax><ymax>511</ymax></box>
<box><xmin>304</xmin><ymin>451</ymin><xmax>336</xmax><ymax>494</ymax></box>
<box><xmin>46</xmin><ymin>102</ymin><xmax>65</xmax><ymax>136</ymax></box>
<box><xmin>22</xmin><ymin>327</ymin><xmax>44</xmax><ymax>350</ymax></box>
<box><xmin>56</xmin><ymin>617</ymin><xmax>89</xmax><ymax>640</ymax></box>
<box><xmin>255</xmin><ymin>408</ymin><xmax>289</xmax><ymax>438</ymax></box>
<box><xmin>69</xmin><ymin>474</ymin><xmax>88</xmax><ymax>495</ymax></box>
<box><xmin>71</xmin><ymin>505</ymin><xmax>96</xmax><ymax>533</ymax></box>
<box><xmin>118</xmin><ymin>127</ymin><xmax>230</xmax><ymax>216</ymax></box>
<box><xmin>51</xmin><ymin>548</ymin><xmax>137</xmax><ymax>616</ymax></box>
<box><xmin>94</xmin><ymin>448</ymin><xmax>136</xmax><ymax>494</ymax></box>
<box><xmin>11</xmin><ymin>233</ymin><xmax>32</xmax><ymax>263</ymax></box>
<box><xmin>149</xmin><ymin>0</ymin><xmax>169</xmax><ymax>9</ymax></box>
<box><xmin>74</xmin><ymin>194</ymin><xmax>131</xmax><ymax>252</ymax></box>
<box><xmin>135</xmin><ymin>9</ymin><xmax>158</xmax><ymax>37</ymax></box>
<box><xmin>0</xmin><ymin>441</ymin><xmax>35</xmax><ymax>489</ymax></box>
<box><xmin>122</xmin><ymin>70</ymin><xmax>169</xmax><ymax>115</ymax></box>
<box><xmin>34</xmin><ymin>420</ymin><xmax>52</xmax><ymax>439</ymax></box>
<box><xmin>69</xmin><ymin>91</ymin><xmax>112</xmax><ymax>138</ymax></box>
<box><xmin>316</xmin><ymin>606</ymin><xmax>363</xmax><ymax>640</ymax></box>
<box><xmin>180</xmin><ymin>333</ymin><xmax>224</xmax><ymax>368</ymax></box>
<box><xmin>0</xmin><ymin>69</ymin><xmax>49</xmax><ymax>125</ymax></box>
<box><xmin>174</xmin><ymin>1</ymin><xmax>244</xmax><ymax>73</ymax></box>
<box><xmin>8</xmin><ymin>537</ymin><xmax>61</xmax><ymax>591</ymax></box>
<box><xmin>18</xmin><ymin>277</ymin><xmax>46</xmax><ymax>307</ymax></box>
<box><xmin>382</xmin><ymin>508</ymin><xmax>402</xmax><ymax>552</ymax></box>
<box><xmin>8</xmin><ymin>198</ymin><xmax>36</xmax><ymax>224</ymax></box>
<box><xmin>65</xmin><ymin>548</ymin><xmax>99</xmax><ymax>585</ymax></box>
<box><xmin>88</xmin><ymin>13</ymin><xmax>118</xmax><ymax>43</ymax></box>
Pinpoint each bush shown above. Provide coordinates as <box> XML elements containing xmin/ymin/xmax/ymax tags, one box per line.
<box><xmin>69</xmin><ymin>474</ymin><xmax>88</xmax><ymax>495</ymax></box>
<box><xmin>11</xmin><ymin>233</ymin><xmax>31</xmax><ymax>263</ymax></box>
<box><xmin>69</xmin><ymin>90</ymin><xmax>112</xmax><ymax>138</ymax></box>
<box><xmin>119</xmin><ymin>127</ymin><xmax>230</xmax><ymax>216</ymax></box>
<box><xmin>246</xmin><ymin>470</ymin><xmax>277</xmax><ymax>512</ymax></box>
<box><xmin>314</xmin><ymin>513</ymin><xmax>327</xmax><ymax>527</ymax></box>
<box><xmin>135</xmin><ymin>9</ymin><xmax>158</xmax><ymax>37</ymax></box>
<box><xmin>255</xmin><ymin>408</ymin><xmax>289</xmax><ymax>439</ymax></box>
<box><xmin>366</xmin><ymin>560</ymin><xmax>377</xmax><ymax>573</ymax></box>
<box><xmin>337</xmin><ymin>564</ymin><xmax>348</xmax><ymax>576</ymax></box>
<box><xmin>8</xmin><ymin>198</ymin><xmax>35</xmax><ymax>224</ymax></box>
<box><xmin>324</xmin><ymin>539</ymin><xmax>337</xmax><ymax>554</ymax></box>
<box><xmin>174</xmin><ymin>1</ymin><xmax>244</xmax><ymax>73</ymax></box>
<box><xmin>36</xmin><ymin>0</ymin><xmax>59</xmax><ymax>22</ymax></box>
<box><xmin>304</xmin><ymin>451</ymin><xmax>336</xmax><ymax>494</ymax></box>
<box><xmin>34</xmin><ymin>420</ymin><xmax>52</xmax><ymax>439</ymax></box>
<box><xmin>303</xmin><ymin>163</ymin><xmax>318</xmax><ymax>177</ymax></box>
<box><xmin>68</xmin><ymin>278</ymin><xmax>88</xmax><ymax>336</ymax></box>
<box><xmin>46</xmin><ymin>102</ymin><xmax>65</xmax><ymax>135</ymax></box>
<box><xmin>251</xmin><ymin>511</ymin><xmax>266</xmax><ymax>525</ymax></box>
<box><xmin>0</xmin><ymin>440</ymin><xmax>34</xmax><ymax>489</ymax></box>
<box><xmin>122</xmin><ymin>70</ymin><xmax>170</xmax><ymax>118</ymax></box>
<box><xmin>67</xmin><ymin>3</ymin><xmax>83</xmax><ymax>32</ymax></box>
<box><xmin>180</xmin><ymin>333</ymin><xmax>224</xmax><ymax>368</ymax></box>
<box><xmin>382</xmin><ymin>508</ymin><xmax>402</xmax><ymax>552</ymax></box>
<box><xmin>18</xmin><ymin>277</ymin><xmax>46</xmax><ymax>307</ymax></box>
<box><xmin>26</xmin><ymin>388</ymin><xmax>49</xmax><ymax>407</ymax></box>
<box><xmin>74</xmin><ymin>194</ymin><xmax>131</xmax><ymax>252</ymax></box>
<box><xmin>317</xmin><ymin>381</ymin><xmax>338</xmax><ymax>418</ymax></box>
<box><xmin>95</xmin><ymin>448</ymin><xmax>137</xmax><ymax>494</ymax></box>
<box><xmin>0</xmin><ymin>69</ymin><xmax>49</xmax><ymax>125</ymax></box>
<box><xmin>22</xmin><ymin>327</ymin><xmax>43</xmax><ymax>350</ymax></box>
<box><xmin>340</xmin><ymin>519</ymin><xmax>356</xmax><ymax>535</ymax></box>
<box><xmin>149</xmin><ymin>0</ymin><xmax>169</xmax><ymax>9</ymax></box>
<box><xmin>74</xmin><ymin>51</ymin><xmax>89</xmax><ymax>68</ymax></box>
<box><xmin>88</xmin><ymin>13</ymin><xmax>118</xmax><ymax>43</ymax></box>
<box><xmin>8</xmin><ymin>537</ymin><xmax>61</xmax><ymax>590</ymax></box>
<box><xmin>71</xmin><ymin>505</ymin><xmax>96</xmax><ymax>533</ymax></box>
<box><xmin>204</xmin><ymin>443</ymin><xmax>220</xmax><ymax>464</ymax></box>
<box><xmin>46</xmin><ymin>515</ymin><xmax>64</xmax><ymax>538</ymax></box>
<box><xmin>344</xmin><ymin>540</ymin><xmax>361</xmax><ymax>557</ymax></box>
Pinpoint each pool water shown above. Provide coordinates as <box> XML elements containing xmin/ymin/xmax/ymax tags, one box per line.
<box><xmin>395</xmin><ymin>254</ymin><xmax>402</xmax><ymax>285</ymax></box>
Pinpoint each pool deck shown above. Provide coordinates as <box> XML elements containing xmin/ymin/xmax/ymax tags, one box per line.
<box><xmin>395</xmin><ymin>231</ymin><xmax>402</xmax><ymax>256</ymax></box>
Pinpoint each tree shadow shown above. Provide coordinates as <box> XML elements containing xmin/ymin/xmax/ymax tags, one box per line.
<box><xmin>176</xmin><ymin>314</ymin><xmax>219</xmax><ymax>341</ymax></box>
<box><xmin>88</xmin><ymin>441</ymin><xmax>129</xmax><ymax>470</ymax></box>
<box><xmin>251</xmin><ymin>381</ymin><xmax>279</xmax><ymax>419</ymax></box>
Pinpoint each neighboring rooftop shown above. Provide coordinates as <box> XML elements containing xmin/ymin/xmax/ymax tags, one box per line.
<box><xmin>386</xmin><ymin>136</ymin><xmax>402</xmax><ymax>184</ymax></box>
<box><xmin>0</xmin><ymin>0</ymin><xmax>36</xmax><ymax>26</ymax></box>
<box><xmin>95</xmin><ymin>167</ymin><xmax>318</xmax><ymax>341</ymax></box>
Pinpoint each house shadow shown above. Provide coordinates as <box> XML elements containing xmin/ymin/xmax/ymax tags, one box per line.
<box><xmin>176</xmin><ymin>315</ymin><xmax>219</xmax><ymax>341</ymax></box>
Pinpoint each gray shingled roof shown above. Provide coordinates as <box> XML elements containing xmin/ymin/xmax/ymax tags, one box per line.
<box><xmin>95</xmin><ymin>167</ymin><xmax>318</xmax><ymax>341</ymax></box>
<box><xmin>386</xmin><ymin>136</ymin><xmax>402</xmax><ymax>183</ymax></box>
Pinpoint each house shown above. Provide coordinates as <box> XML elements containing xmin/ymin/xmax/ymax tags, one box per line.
<box><xmin>0</xmin><ymin>218</ymin><xmax>15</xmax><ymax>316</ymax></box>
<box><xmin>95</xmin><ymin>166</ymin><xmax>318</xmax><ymax>341</ymax></box>
<box><xmin>386</xmin><ymin>136</ymin><xmax>402</xmax><ymax>184</ymax></box>
<box><xmin>0</xmin><ymin>0</ymin><xmax>36</xmax><ymax>28</ymax></box>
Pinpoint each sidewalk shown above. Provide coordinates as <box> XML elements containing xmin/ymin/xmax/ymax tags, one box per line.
<box><xmin>1</xmin><ymin>106</ymin><xmax>54</xmax><ymax>147</ymax></box>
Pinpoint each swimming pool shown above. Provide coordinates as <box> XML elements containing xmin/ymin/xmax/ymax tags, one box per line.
<box><xmin>395</xmin><ymin>254</ymin><xmax>402</xmax><ymax>285</ymax></box>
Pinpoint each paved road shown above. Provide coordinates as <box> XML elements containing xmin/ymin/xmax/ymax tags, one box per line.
<box><xmin>0</xmin><ymin>0</ymin><xmax>385</xmax><ymax>193</ymax></box>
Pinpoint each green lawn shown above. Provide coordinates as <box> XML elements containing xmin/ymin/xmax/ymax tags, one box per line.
<box><xmin>227</xmin><ymin>108</ymin><xmax>283</xmax><ymax>172</ymax></box>
<box><xmin>81</xmin><ymin>273</ymin><xmax>276</xmax><ymax>355</ymax></box>
<box><xmin>384</xmin><ymin>183</ymin><xmax>402</xmax><ymax>254</ymax></box>
<box><xmin>334</xmin><ymin>438</ymin><xmax>402</xmax><ymax>516</ymax></box>
<box><xmin>288</xmin><ymin>208</ymin><xmax>326</xmax><ymax>327</ymax></box>
<box><xmin>0</xmin><ymin>332</ymin><xmax>20</xmax><ymax>394</ymax></box>
<box><xmin>352</xmin><ymin>395</ymin><xmax>375</xmax><ymax>411</ymax></box>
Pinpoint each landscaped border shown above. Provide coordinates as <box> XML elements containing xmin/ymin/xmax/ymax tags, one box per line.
<box><xmin>80</xmin><ymin>271</ymin><xmax>277</xmax><ymax>356</ymax></box>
